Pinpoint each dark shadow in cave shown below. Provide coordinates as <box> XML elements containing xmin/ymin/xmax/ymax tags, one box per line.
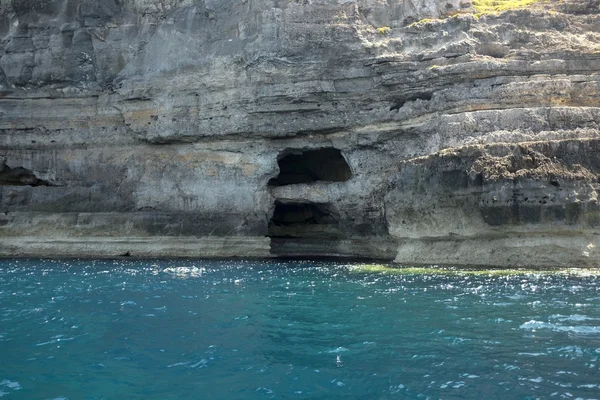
<box><xmin>268</xmin><ymin>201</ymin><xmax>340</xmax><ymax>238</ymax></box>
<box><xmin>0</xmin><ymin>164</ymin><xmax>51</xmax><ymax>186</ymax></box>
<box><xmin>268</xmin><ymin>148</ymin><xmax>352</xmax><ymax>186</ymax></box>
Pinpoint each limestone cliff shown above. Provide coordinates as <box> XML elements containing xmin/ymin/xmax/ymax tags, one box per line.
<box><xmin>0</xmin><ymin>0</ymin><xmax>599</xmax><ymax>266</ymax></box>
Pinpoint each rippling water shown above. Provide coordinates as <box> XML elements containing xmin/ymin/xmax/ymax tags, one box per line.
<box><xmin>1</xmin><ymin>259</ymin><xmax>600</xmax><ymax>399</ymax></box>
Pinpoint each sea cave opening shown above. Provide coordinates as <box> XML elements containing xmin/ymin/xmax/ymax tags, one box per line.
<box><xmin>268</xmin><ymin>148</ymin><xmax>352</xmax><ymax>186</ymax></box>
<box><xmin>268</xmin><ymin>201</ymin><xmax>339</xmax><ymax>239</ymax></box>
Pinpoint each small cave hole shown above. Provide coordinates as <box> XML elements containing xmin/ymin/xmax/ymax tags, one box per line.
<box><xmin>390</xmin><ymin>92</ymin><xmax>433</xmax><ymax>111</ymax></box>
<box><xmin>0</xmin><ymin>164</ymin><xmax>52</xmax><ymax>187</ymax></box>
<box><xmin>268</xmin><ymin>201</ymin><xmax>339</xmax><ymax>239</ymax></box>
<box><xmin>268</xmin><ymin>148</ymin><xmax>352</xmax><ymax>186</ymax></box>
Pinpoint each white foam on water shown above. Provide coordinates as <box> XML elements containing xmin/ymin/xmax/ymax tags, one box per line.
<box><xmin>389</xmin><ymin>384</ymin><xmax>405</xmax><ymax>394</ymax></box>
<box><xmin>549</xmin><ymin>314</ymin><xmax>595</xmax><ymax>322</ymax></box>
<box><xmin>255</xmin><ymin>387</ymin><xmax>273</xmax><ymax>394</ymax></box>
<box><xmin>577</xmin><ymin>384</ymin><xmax>600</xmax><ymax>389</ymax></box>
<box><xmin>520</xmin><ymin>320</ymin><xmax>600</xmax><ymax>335</ymax></box>
<box><xmin>0</xmin><ymin>381</ymin><xmax>21</xmax><ymax>391</ymax></box>
<box><xmin>35</xmin><ymin>337</ymin><xmax>74</xmax><ymax>346</ymax></box>
<box><xmin>189</xmin><ymin>359</ymin><xmax>208</xmax><ymax>368</ymax></box>
<box><xmin>167</xmin><ymin>361</ymin><xmax>191</xmax><ymax>368</ymax></box>
<box><xmin>553</xmin><ymin>346</ymin><xmax>584</xmax><ymax>356</ymax></box>
<box><xmin>325</xmin><ymin>347</ymin><xmax>348</xmax><ymax>353</ymax></box>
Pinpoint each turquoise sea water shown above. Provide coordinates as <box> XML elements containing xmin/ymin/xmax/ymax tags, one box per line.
<box><xmin>1</xmin><ymin>259</ymin><xmax>600</xmax><ymax>399</ymax></box>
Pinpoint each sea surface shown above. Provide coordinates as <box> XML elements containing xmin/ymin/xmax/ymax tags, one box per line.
<box><xmin>1</xmin><ymin>259</ymin><xmax>599</xmax><ymax>399</ymax></box>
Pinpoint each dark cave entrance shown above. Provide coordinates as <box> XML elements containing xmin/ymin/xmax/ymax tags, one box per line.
<box><xmin>268</xmin><ymin>201</ymin><xmax>340</xmax><ymax>239</ymax></box>
<box><xmin>268</xmin><ymin>148</ymin><xmax>352</xmax><ymax>186</ymax></box>
<box><xmin>0</xmin><ymin>164</ymin><xmax>51</xmax><ymax>186</ymax></box>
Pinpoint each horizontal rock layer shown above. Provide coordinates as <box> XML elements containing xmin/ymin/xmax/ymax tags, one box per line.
<box><xmin>1</xmin><ymin>0</ymin><xmax>599</xmax><ymax>266</ymax></box>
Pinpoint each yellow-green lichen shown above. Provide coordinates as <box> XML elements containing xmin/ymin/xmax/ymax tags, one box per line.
<box><xmin>376</xmin><ymin>26</ymin><xmax>391</xmax><ymax>34</ymax></box>
<box><xmin>472</xmin><ymin>0</ymin><xmax>544</xmax><ymax>15</ymax></box>
<box><xmin>408</xmin><ymin>18</ymin><xmax>440</xmax><ymax>27</ymax></box>
<box><xmin>411</xmin><ymin>0</ymin><xmax>549</xmax><ymax>23</ymax></box>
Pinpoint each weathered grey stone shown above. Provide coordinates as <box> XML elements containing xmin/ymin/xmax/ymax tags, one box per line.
<box><xmin>0</xmin><ymin>0</ymin><xmax>599</xmax><ymax>266</ymax></box>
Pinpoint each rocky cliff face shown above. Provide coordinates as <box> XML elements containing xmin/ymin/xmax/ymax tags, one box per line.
<box><xmin>1</xmin><ymin>0</ymin><xmax>599</xmax><ymax>266</ymax></box>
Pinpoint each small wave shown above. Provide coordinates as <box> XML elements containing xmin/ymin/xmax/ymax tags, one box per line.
<box><xmin>520</xmin><ymin>320</ymin><xmax>555</xmax><ymax>330</ymax></box>
<box><xmin>389</xmin><ymin>384</ymin><xmax>406</xmax><ymax>394</ymax></box>
<box><xmin>0</xmin><ymin>380</ymin><xmax>21</xmax><ymax>391</ymax></box>
<box><xmin>524</xmin><ymin>377</ymin><xmax>543</xmax><ymax>383</ymax></box>
<box><xmin>255</xmin><ymin>387</ymin><xmax>273</xmax><ymax>395</ymax></box>
<box><xmin>167</xmin><ymin>361</ymin><xmax>190</xmax><ymax>368</ymax></box>
<box><xmin>520</xmin><ymin>320</ymin><xmax>600</xmax><ymax>335</ymax></box>
<box><xmin>325</xmin><ymin>347</ymin><xmax>349</xmax><ymax>353</ymax></box>
<box><xmin>36</xmin><ymin>337</ymin><xmax>74</xmax><ymax>346</ymax></box>
<box><xmin>578</xmin><ymin>383</ymin><xmax>600</xmax><ymax>388</ymax></box>
<box><xmin>189</xmin><ymin>359</ymin><xmax>208</xmax><ymax>368</ymax></box>
<box><xmin>549</xmin><ymin>314</ymin><xmax>595</xmax><ymax>322</ymax></box>
<box><xmin>556</xmin><ymin>371</ymin><xmax>578</xmax><ymax>375</ymax></box>
<box><xmin>440</xmin><ymin>380</ymin><xmax>465</xmax><ymax>389</ymax></box>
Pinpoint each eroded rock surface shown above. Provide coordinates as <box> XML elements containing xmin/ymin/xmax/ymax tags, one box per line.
<box><xmin>0</xmin><ymin>0</ymin><xmax>599</xmax><ymax>266</ymax></box>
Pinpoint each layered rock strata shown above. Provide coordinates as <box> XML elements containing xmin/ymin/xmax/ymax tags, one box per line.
<box><xmin>0</xmin><ymin>0</ymin><xmax>599</xmax><ymax>266</ymax></box>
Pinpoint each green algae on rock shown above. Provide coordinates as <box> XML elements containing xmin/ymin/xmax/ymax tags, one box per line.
<box><xmin>349</xmin><ymin>264</ymin><xmax>600</xmax><ymax>276</ymax></box>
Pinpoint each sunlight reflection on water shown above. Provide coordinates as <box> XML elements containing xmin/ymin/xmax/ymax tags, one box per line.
<box><xmin>0</xmin><ymin>259</ymin><xmax>599</xmax><ymax>399</ymax></box>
